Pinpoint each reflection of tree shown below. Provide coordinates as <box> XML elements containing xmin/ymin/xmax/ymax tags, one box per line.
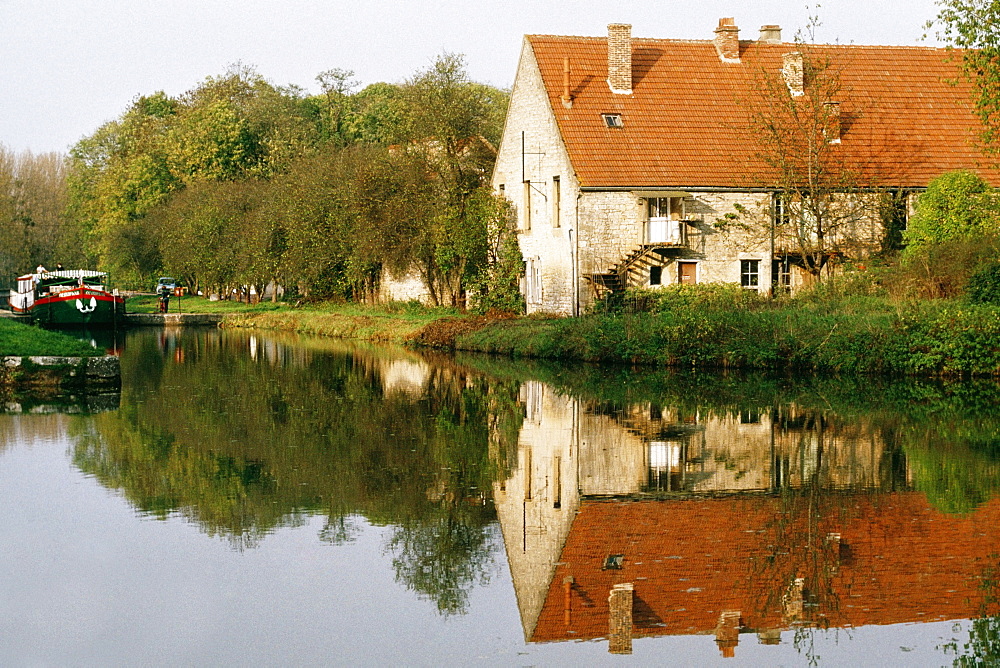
<box><xmin>70</xmin><ymin>330</ymin><xmax>521</xmax><ymax>612</ymax></box>
<box><xmin>899</xmin><ymin>413</ymin><xmax>1000</xmax><ymax>515</ymax></box>
<box><xmin>387</xmin><ymin>514</ymin><xmax>499</xmax><ymax>616</ymax></box>
<box><xmin>943</xmin><ymin>556</ymin><xmax>1000</xmax><ymax>666</ymax></box>
<box><xmin>319</xmin><ymin>515</ymin><xmax>363</xmax><ymax>546</ymax></box>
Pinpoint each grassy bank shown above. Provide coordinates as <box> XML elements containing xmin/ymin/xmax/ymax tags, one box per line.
<box><xmin>128</xmin><ymin>287</ymin><xmax>1000</xmax><ymax>377</ymax></box>
<box><xmin>219</xmin><ymin>300</ymin><xmax>464</xmax><ymax>343</ymax></box>
<box><xmin>455</xmin><ymin>289</ymin><xmax>1000</xmax><ymax>377</ymax></box>
<box><xmin>126</xmin><ymin>294</ymin><xmax>287</xmax><ymax>314</ymax></box>
<box><xmin>0</xmin><ymin>319</ymin><xmax>102</xmax><ymax>357</ymax></box>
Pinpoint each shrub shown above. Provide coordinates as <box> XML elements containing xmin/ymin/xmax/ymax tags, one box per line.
<box><xmin>890</xmin><ymin>236</ymin><xmax>1000</xmax><ymax>299</ymax></box>
<box><xmin>903</xmin><ymin>170</ymin><xmax>998</xmax><ymax>256</ymax></box>
<box><xmin>967</xmin><ymin>262</ymin><xmax>1000</xmax><ymax>305</ymax></box>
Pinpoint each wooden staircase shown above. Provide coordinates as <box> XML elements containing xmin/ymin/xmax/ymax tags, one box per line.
<box><xmin>585</xmin><ymin>244</ymin><xmax>674</xmax><ymax>298</ymax></box>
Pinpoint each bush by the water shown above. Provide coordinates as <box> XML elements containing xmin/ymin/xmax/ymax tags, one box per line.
<box><xmin>456</xmin><ymin>282</ymin><xmax>1000</xmax><ymax>377</ymax></box>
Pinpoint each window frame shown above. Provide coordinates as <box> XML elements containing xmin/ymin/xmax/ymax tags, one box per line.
<box><xmin>773</xmin><ymin>192</ymin><xmax>790</xmax><ymax>226</ymax></box>
<box><xmin>602</xmin><ymin>113</ymin><xmax>623</xmax><ymax>128</ymax></box>
<box><xmin>740</xmin><ymin>259</ymin><xmax>761</xmax><ymax>289</ymax></box>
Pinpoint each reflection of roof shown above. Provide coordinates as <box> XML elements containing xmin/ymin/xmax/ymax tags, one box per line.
<box><xmin>528</xmin><ymin>35</ymin><xmax>988</xmax><ymax>188</ymax></box>
<box><xmin>532</xmin><ymin>493</ymin><xmax>1000</xmax><ymax>646</ymax></box>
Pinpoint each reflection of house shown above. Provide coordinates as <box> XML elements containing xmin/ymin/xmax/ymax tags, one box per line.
<box><xmin>493</xmin><ymin>19</ymin><xmax>991</xmax><ymax>314</ymax></box>
<box><xmin>494</xmin><ymin>381</ymin><xmax>909</xmax><ymax>649</ymax></box>
<box><xmin>532</xmin><ymin>494</ymin><xmax>1000</xmax><ymax>658</ymax></box>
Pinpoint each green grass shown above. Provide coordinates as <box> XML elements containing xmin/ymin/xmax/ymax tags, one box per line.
<box><xmin>0</xmin><ymin>319</ymin><xmax>102</xmax><ymax>357</ymax></box>
<box><xmin>126</xmin><ymin>294</ymin><xmax>288</xmax><ymax>314</ymax></box>
<box><xmin>219</xmin><ymin>300</ymin><xmax>461</xmax><ymax>343</ymax></box>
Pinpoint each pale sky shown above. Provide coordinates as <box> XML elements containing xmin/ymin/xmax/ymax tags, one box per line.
<box><xmin>2</xmin><ymin>0</ymin><xmax>945</xmax><ymax>155</ymax></box>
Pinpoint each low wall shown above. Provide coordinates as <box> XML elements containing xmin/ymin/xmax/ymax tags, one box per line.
<box><xmin>0</xmin><ymin>355</ymin><xmax>121</xmax><ymax>389</ymax></box>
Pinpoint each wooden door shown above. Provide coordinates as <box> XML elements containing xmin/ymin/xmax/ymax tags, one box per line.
<box><xmin>678</xmin><ymin>261</ymin><xmax>697</xmax><ymax>285</ymax></box>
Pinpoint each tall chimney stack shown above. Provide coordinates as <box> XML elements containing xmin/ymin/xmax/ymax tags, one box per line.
<box><xmin>714</xmin><ymin>18</ymin><xmax>740</xmax><ymax>63</ymax></box>
<box><xmin>607</xmin><ymin>23</ymin><xmax>633</xmax><ymax>94</ymax></box>
<box><xmin>562</xmin><ymin>57</ymin><xmax>573</xmax><ymax>108</ymax></box>
<box><xmin>759</xmin><ymin>25</ymin><xmax>782</xmax><ymax>43</ymax></box>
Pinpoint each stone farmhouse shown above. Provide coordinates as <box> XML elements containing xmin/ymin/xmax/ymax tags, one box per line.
<box><xmin>492</xmin><ymin>19</ymin><xmax>992</xmax><ymax>315</ymax></box>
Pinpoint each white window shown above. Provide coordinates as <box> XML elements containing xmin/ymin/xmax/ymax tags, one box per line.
<box><xmin>741</xmin><ymin>259</ymin><xmax>760</xmax><ymax>289</ymax></box>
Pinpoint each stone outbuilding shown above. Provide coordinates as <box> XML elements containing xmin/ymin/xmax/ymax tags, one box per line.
<box><xmin>492</xmin><ymin>19</ymin><xmax>993</xmax><ymax>314</ymax></box>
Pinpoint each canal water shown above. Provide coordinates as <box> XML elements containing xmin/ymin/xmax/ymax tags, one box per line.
<box><xmin>2</xmin><ymin>327</ymin><xmax>999</xmax><ymax>666</ymax></box>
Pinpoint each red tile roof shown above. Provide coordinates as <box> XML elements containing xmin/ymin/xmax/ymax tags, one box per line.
<box><xmin>532</xmin><ymin>493</ymin><xmax>1000</xmax><ymax>647</ymax></box>
<box><xmin>529</xmin><ymin>35</ymin><xmax>995</xmax><ymax>188</ymax></box>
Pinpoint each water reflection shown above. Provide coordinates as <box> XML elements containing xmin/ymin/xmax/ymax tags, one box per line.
<box><xmin>36</xmin><ymin>328</ymin><xmax>1000</xmax><ymax>663</ymax></box>
<box><xmin>488</xmin><ymin>367</ymin><xmax>1000</xmax><ymax>662</ymax></box>
<box><xmin>71</xmin><ymin>328</ymin><xmax>520</xmax><ymax>615</ymax></box>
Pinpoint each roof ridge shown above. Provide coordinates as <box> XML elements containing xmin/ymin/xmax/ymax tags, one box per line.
<box><xmin>527</xmin><ymin>33</ymin><xmax>956</xmax><ymax>52</ymax></box>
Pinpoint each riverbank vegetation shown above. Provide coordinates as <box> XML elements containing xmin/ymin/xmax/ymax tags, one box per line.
<box><xmin>0</xmin><ymin>319</ymin><xmax>101</xmax><ymax>357</ymax></box>
<box><xmin>452</xmin><ymin>284</ymin><xmax>1000</xmax><ymax>376</ymax></box>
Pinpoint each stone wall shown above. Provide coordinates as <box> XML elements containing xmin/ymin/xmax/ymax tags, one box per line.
<box><xmin>379</xmin><ymin>267</ymin><xmax>432</xmax><ymax>305</ymax></box>
<box><xmin>492</xmin><ymin>39</ymin><xmax>580</xmax><ymax>316</ymax></box>
<box><xmin>0</xmin><ymin>355</ymin><xmax>121</xmax><ymax>389</ymax></box>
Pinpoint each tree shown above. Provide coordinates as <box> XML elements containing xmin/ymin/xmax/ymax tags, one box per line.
<box><xmin>395</xmin><ymin>53</ymin><xmax>510</xmax><ymax>305</ymax></box>
<box><xmin>929</xmin><ymin>0</ymin><xmax>1000</xmax><ymax>157</ymax></box>
<box><xmin>0</xmin><ymin>145</ymin><xmax>79</xmax><ymax>277</ymax></box>
<box><xmin>315</xmin><ymin>68</ymin><xmax>360</xmax><ymax>146</ymax></box>
<box><xmin>896</xmin><ymin>170</ymin><xmax>1000</xmax><ymax>298</ymax></box>
<box><xmin>733</xmin><ymin>45</ymin><xmax>876</xmax><ymax>284</ymax></box>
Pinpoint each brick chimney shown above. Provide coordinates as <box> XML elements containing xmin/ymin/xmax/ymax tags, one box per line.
<box><xmin>608</xmin><ymin>583</ymin><xmax>634</xmax><ymax>654</ymax></box>
<box><xmin>607</xmin><ymin>23</ymin><xmax>632</xmax><ymax>94</ymax></box>
<box><xmin>561</xmin><ymin>57</ymin><xmax>573</xmax><ymax>108</ymax></box>
<box><xmin>714</xmin><ymin>18</ymin><xmax>740</xmax><ymax>63</ymax></box>
<box><xmin>715</xmin><ymin>611</ymin><xmax>741</xmax><ymax>658</ymax></box>
<box><xmin>759</xmin><ymin>25</ymin><xmax>782</xmax><ymax>43</ymax></box>
<box><xmin>783</xmin><ymin>52</ymin><xmax>804</xmax><ymax>96</ymax></box>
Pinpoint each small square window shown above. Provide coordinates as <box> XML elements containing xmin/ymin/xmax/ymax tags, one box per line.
<box><xmin>602</xmin><ymin>114</ymin><xmax>623</xmax><ymax>128</ymax></box>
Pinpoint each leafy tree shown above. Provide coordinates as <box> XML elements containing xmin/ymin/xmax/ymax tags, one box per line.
<box><xmin>466</xmin><ymin>192</ymin><xmax>524</xmax><ymax>313</ymax></box>
<box><xmin>894</xmin><ymin>170</ymin><xmax>1000</xmax><ymax>298</ymax></box>
<box><xmin>929</xmin><ymin>0</ymin><xmax>1000</xmax><ymax>157</ymax></box>
<box><xmin>347</xmin><ymin>82</ymin><xmax>409</xmax><ymax>144</ymax></box>
<box><xmin>396</xmin><ymin>53</ymin><xmax>510</xmax><ymax>305</ymax></box>
<box><xmin>0</xmin><ymin>145</ymin><xmax>81</xmax><ymax>277</ymax></box>
<box><xmin>315</xmin><ymin>68</ymin><xmax>360</xmax><ymax>146</ymax></box>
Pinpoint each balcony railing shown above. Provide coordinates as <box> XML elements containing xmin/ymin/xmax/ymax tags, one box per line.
<box><xmin>646</xmin><ymin>217</ymin><xmax>688</xmax><ymax>246</ymax></box>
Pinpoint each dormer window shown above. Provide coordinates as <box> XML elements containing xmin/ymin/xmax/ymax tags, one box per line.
<box><xmin>602</xmin><ymin>113</ymin><xmax>623</xmax><ymax>128</ymax></box>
